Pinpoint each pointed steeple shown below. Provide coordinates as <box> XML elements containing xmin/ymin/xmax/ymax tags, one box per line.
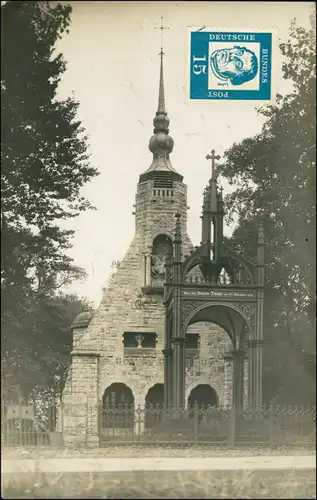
<box><xmin>152</xmin><ymin>49</ymin><xmax>170</xmax><ymax>136</ymax></box>
<box><xmin>157</xmin><ymin>50</ymin><xmax>166</xmax><ymax>114</ymax></box>
<box><xmin>139</xmin><ymin>22</ymin><xmax>183</xmax><ymax>183</ymax></box>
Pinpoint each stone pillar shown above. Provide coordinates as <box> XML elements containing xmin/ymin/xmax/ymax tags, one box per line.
<box><xmin>223</xmin><ymin>353</ymin><xmax>233</xmax><ymax>407</ymax></box>
<box><xmin>172</xmin><ymin>337</ymin><xmax>186</xmax><ymax>409</ymax></box>
<box><xmin>163</xmin><ymin>251</ymin><xmax>173</xmax><ymax>408</ymax></box>
<box><xmin>253</xmin><ymin>300</ymin><xmax>264</xmax><ymax>407</ymax></box>
<box><xmin>63</xmin><ymin>352</ymin><xmax>100</xmax><ymax>447</ymax></box>
<box><xmin>247</xmin><ymin>339</ymin><xmax>264</xmax><ymax>408</ymax></box>
<box><xmin>142</xmin><ymin>252</ymin><xmax>147</xmax><ymax>287</ymax></box>
<box><xmin>232</xmin><ymin>349</ymin><xmax>245</xmax><ymax>409</ymax></box>
<box><xmin>145</xmin><ymin>247</ymin><xmax>152</xmax><ymax>286</ymax></box>
<box><xmin>247</xmin><ymin>340</ymin><xmax>254</xmax><ymax>408</ymax></box>
<box><xmin>171</xmin><ymin>213</ymin><xmax>184</xmax><ymax>410</ymax></box>
<box><xmin>253</xmin><ymin>221</ymin><xmax>265</xmax><ymax>408</ymax></box>
<box><xmin>62</xmin><ymin>393</ymin><xmax>88</xmax><ymax>447</ymax></box>
<box><xmin>244</xmin><ymin>356</ymin><xmax>248</xmax><ymax>408</ymax></box>
<box><xmin>163</xmin><ymin>348</ymin><xmax>173</xmax><ymax>407</ymax></box>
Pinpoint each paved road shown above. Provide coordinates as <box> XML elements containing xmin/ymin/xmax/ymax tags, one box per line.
<box><xmin>2</xmin><ymin>455</ymin><xmax>316</xmax><ymax>474</ymax></box>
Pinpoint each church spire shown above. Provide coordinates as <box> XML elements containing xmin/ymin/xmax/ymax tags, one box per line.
<box><xmin>157</xmin><ymin>49</ymin><xmax>166</xmax><ymax>114</ymax></box>
<box><xmin>152</xmin><ymin>48</ymin><xmax>170</xmax><ymax>135</ymax></box>
<box><xmin>149</xmin><ymin>45</ymin><xmax>173</xmax><ymax>156</ymax></box>
<box><xmin>139</xmin><ymin>18</ymin><xmax>183</xmax><ymax>183</ymax></box>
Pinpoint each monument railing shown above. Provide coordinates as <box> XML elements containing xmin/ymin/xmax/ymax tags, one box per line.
<box><xmin>2</xmin><ymin>401</ymin><xmax>315</xmax><ymax>449</ymax></box>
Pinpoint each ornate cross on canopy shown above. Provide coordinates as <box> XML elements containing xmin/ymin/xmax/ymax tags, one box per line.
<box><xmin>206</xmin><ymin>149</ymin><xmax>220</xmax><ymax>178</ymax></box>
<box><xmin>154</xmin><ymin>16</ymin><xmax>170</xmax><ymax>55</ymax></box>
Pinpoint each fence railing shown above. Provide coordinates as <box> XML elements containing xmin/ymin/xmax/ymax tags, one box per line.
<box><xmin>1</xmin><ymin>402</ymin><xmax>316</xmax><ymax>448</ymax></box>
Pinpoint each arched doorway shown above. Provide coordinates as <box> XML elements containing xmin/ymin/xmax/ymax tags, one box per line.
<box><xmin>145</xmin><ymin>383</ymin><xmax>164</xmax><ymax>406</ymax></box>
<box><xmin>145</xmin><ymin>383</ymin><xmax>164</xmax><ymax>429</ymax></box>
<box><xmin>188</xmin><ymin>384</ymin><xmax>218</xmax><ymax>408</ymax></box>
<box><xmin>102</xmin><ymin>383</ymin><xmax>134</xmax><ymax>406</ymax></box>
<box><xmin>101</xmin><ymin>383</ymin><xmax>134</xmax><ymax>432</ymax></box>
<box><xmin>182</xmin><ymin>302</ymin><xmax>251</xmax><ymax>410</ymax></box>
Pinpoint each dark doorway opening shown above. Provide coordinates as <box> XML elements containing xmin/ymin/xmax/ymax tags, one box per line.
<box><xmin>188</xmin><ymin>384</ymin><xmax>218</xmax><ymax>408</ymax></box>
<box><xmin>101</xmin><ymin>383</ymin><xmax>134</xmax><ymax>430</ymax></box>
<box><xmin>145</xmin><ymin>383</ymin><xmax>164</xmax><ymax>429</ymax></box>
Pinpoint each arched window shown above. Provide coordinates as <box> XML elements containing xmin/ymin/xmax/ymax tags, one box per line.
<box><xmin>102</xmin><ymin>383</ymin><xmax>134</xmax><ymax>407</ymax></box>
<box><xmin>151</xmin><ymin>234</ymin><xmax>173</xmax><ymax>285</ymax></box>
<box><xmin>101</xmin><ymin>383</ymin><xmax>134</xmax><ymax>431</ymax></box>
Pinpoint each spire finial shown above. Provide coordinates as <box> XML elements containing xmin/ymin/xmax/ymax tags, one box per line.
<box><xmin>206</xmin><ymin>149</ymin><xmax>220</xmax><ymax>179</ymax></box>
<box><xmin>154</xmin><ymin>17</ymin><xmax>170</xmax><ymax>114</ymax></box>
<box><xmin>140</xmin><ymin>17</ymin><xmax>183</xmax><ymax>182</ymax></box>
<box><xmin>155</xmin><ymin>16</ymin><xmax>169</xmax><ymax>55</ymax></box>
<box><xmin>148</xmin><ymin>17</ymin><xmax>174</xmax><ymax>159</ymax></box>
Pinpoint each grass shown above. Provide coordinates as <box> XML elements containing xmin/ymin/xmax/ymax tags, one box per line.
<box><xmin>1</xmin><ymin>469</ymin><xmax>316</xmax><ymax>499</ymax></box>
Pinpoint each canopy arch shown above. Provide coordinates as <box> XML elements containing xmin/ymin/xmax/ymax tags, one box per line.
<box><xmin>182</xmin><ymin>302</ymin><xmax>252</xmax><ymax>350</ymax></box>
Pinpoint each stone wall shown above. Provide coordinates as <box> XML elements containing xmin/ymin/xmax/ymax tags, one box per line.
<box><xmin>61</xmin><ymin>174</ymin><xmax>249</xmax><ymax>444</ymax></box>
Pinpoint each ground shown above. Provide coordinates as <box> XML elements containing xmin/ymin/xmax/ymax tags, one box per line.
<box><xmin>2</xmin><ymin>469</ymin><xmax>316</xmax><ymax>499</ymax></box>
<box><xmin>2</xmin><ymin>446</ymin><xmax>316</xmax><ymax>499</ymax></box>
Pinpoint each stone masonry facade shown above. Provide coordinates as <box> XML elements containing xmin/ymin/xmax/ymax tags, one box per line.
<box><xmin>60</xmin><ymin>174</ymin><xmax>248</xmax><ymax>445</ymax></box>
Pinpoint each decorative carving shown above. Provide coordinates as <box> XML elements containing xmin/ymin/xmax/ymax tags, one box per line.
<box><xmin>151</xmin><ymin>217</ymin><xmax>173</xmax><ymax>237</ymax></box>
<box><xmin>235</xmin><ymin>266</ymin><xmax>253</xmax><ymax>285</ymax></box>
<box><xmin>135</xmin><ymin>292</ymin><xmax>154</xmax><ymax>309</ymax></box>
<box><xmin>151</xmin><ymin>254</ymin><xmax>165</xmax><ymax>279</ymax></box>
<box><xmin>231</xmin><ymin>302</ymin><xmax>256</xmax><ymax>332</ymax></box>
<box><xmin>180</xmin><ymin>301</ymin><xmax>198</xmax><ymax>329</ymax></box>
<box><xmin>121</xmin><ymin>296</ymin><xmax>135</xmax><ymax>319</ymax></box>
<box><xmin>219</xmin><ymin>268</ymin><xmax>231</xmax><ymax>285</ymax></box>
<box><xmin>135</xmin><ymin>334</ymin><xmax>144</xmax><ymax>348</ymax></box>
<box><xmin>151</xmin><ymin>234</ymin><xmax>173</xmax><ymax>284</ymax></box>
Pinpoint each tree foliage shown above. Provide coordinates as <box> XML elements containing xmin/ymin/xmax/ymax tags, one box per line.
<box><xmin>2</xmin><ymin>293</ymin><xmax>94</xmax><ymax>401</ymax></box>
<box><xmin>1</xmin><ymin>1</ymin><xmax>98</xmax><ymax>400</ymax></box>
<box><xmin>1</xmin><ymin>1</ymin><xmax>98</xmax><ymax>292</ymax></box>
<box><xmin>218</xmin><ymin>19</ymin><xmax>316</xmax><ymax>404</ymax></box>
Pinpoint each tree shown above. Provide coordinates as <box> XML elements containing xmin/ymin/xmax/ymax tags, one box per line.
<box><xmin>1</xmin><ymin>293</ymin><xmax>94</xmax><ymax>402</ymax></box>
<box><xmin>1</xmin><ymin>1</ymin><xmax>98</xmax><ymax>292</ymax></box>
<box><xmin>1</xmin><ymin>1</ymin><xmax>99</xmax><ymax>400</ymax></box>
<box><xmin>218</xmin><ymin>19</ymin><xmax>316</xmax><ymax>404</ymax></box>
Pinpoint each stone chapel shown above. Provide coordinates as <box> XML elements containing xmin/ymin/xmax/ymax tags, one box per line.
<box><xmin>60</xmin><ymin>51</ymin><xmax>248</xmax><ymax>445</ymax></box>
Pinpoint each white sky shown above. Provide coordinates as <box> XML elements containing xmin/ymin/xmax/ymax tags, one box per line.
<box><xmin>55</xmin><ymin>1</ymin><xmax>313</xmax><ymax>305</ymax></box>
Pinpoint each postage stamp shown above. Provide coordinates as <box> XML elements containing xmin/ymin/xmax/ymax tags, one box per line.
<box><xmin>189</xmin><ymin>30</ymin><xmax>272</xmax><ymax>101</ymax></box>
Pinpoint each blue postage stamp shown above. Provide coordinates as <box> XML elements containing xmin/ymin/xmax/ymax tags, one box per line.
<box><xmin>189</xmin><ymin>30</ymin><xmax>272</xmax><ymax>101</ymax></box>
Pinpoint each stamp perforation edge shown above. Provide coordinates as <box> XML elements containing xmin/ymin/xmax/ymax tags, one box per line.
<box><xmin>184</xmin><ymin>26</ymin><xmax>279</xmax><ymax>105</ymax></box>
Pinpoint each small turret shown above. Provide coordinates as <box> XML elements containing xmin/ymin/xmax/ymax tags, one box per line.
<box><xmin>71</xmin><ymin>311</ymin><xmax>93</xmax><ymax>350</ymax></box>
<box><xmin>200</xmin><ymin>150</ymin><xmax>224</xmax><ymax>262</ymax></box>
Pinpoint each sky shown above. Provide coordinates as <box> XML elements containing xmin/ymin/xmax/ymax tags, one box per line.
<box><xmin>54</xmin><ymin>1</ymin><xmax>313</xmax><ymax>305</ymax></box>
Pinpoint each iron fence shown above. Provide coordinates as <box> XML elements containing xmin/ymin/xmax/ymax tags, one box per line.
<box><xmin>98</xmin><ymin>404</ymin><xmax>316</xmax><ymax>448</ymax></box>
<box><xmin>1</xmin><ymin>402</ymin><xmax>316</xmax><ymax>448</ymax></box>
